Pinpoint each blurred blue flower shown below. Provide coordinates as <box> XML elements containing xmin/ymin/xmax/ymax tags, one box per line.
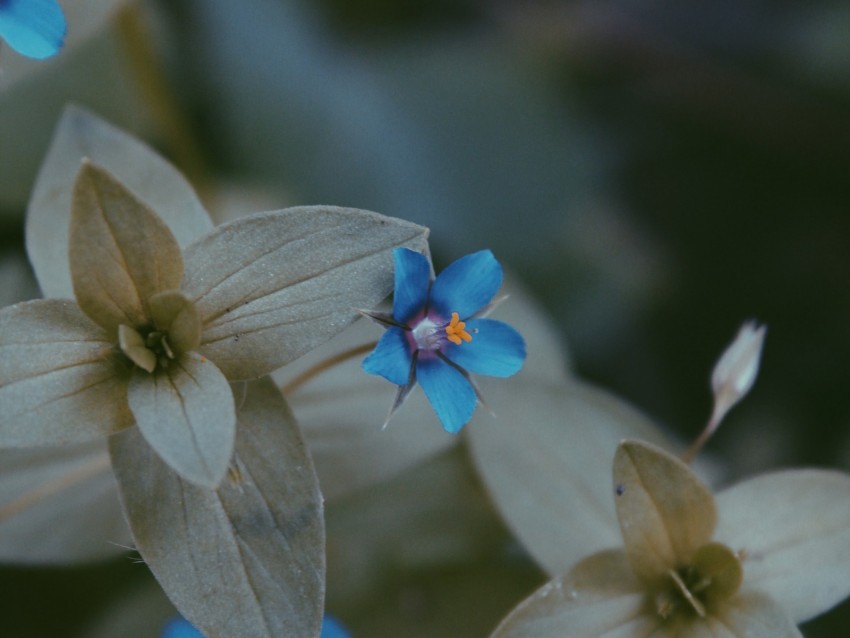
<box><xmin>363</xmin><ymin>248</ymin><xmax>525</xmax><ymax>433</ymax></box>
<box><xmin>321</xmin><ymin>614</ymin><xmax>352</xmax><ymax>638</ymax></box>
<box><xmin>0</xmin><ymin>0</ymin><xmax>65</xmax><ymax>59</ymax></box>
<box><xmin>160</xmin><ymin>616</ymin><xmax>204</xmax><ymax>638</ymax></box>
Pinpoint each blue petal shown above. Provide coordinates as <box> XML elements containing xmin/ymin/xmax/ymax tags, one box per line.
<box><xmin>416</xmin><ymin>356</ymin><xmax>477</xmax><ymax>433</ymax></box>
<box><xmin>362</xmin><ymin>327</ymin><xmax>413</xmax><ymax>385</ymax></box>
<box><xmin>392</xmin><ymin>248</ymin><xmax>431</xmax><ymax>323</ymax></box>
<box><xmin>429</xmin><ymin>250</ymin><xmax>502</xmax><ymax>319</ymax></box>
<box><xmin>0</xmin><ymin>0</ymin><xmax>66</xmax><ymax>59</ymax></box>
<box><xmin>161</xmin><ymin>617</ymin><xmax>204</xmax><ymax>638</ymax></box>
<box><xmin>443</xmin><ymin>319</ymin><xmax>526</xmax><ymax>378</ymax></box>
<box><xmin>321</xmin><ymin>615</ymin><xmax>352</xmax><ymax>638</ymax></box>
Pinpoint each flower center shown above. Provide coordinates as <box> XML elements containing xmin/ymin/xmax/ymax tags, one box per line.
<box><xmin>653</xmin><ymin>542</ymin><xmax>743</xmax><ymax>621</ymax></box>
<box><xmin>119</xmin><ymin>324</ymin><xmax>177</xmax><ymax>373</ymax></box>
<box><xmin>410</xmin><ymin>312</ymin><xmax>473</xmax><ymax>351</ymax></box>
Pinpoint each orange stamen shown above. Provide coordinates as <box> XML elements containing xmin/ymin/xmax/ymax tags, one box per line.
<box><xmin>445</xmin><ymin>312</ymin><xmax>473</xmax><ymax>346</ymax></box>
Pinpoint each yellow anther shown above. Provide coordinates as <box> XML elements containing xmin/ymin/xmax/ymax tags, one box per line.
<box><xmin>445</xmin><ymin>312</ymin><xmax>473</xmax><ymax>346</ymax></box>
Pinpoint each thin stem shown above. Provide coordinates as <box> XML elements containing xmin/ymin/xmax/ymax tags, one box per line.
<box><xmin>281</xmin><ymin>341</ymin><xmax>377</xmax><ymax>395</ymax></box>
<box><xmin>681</xmin><ymin>409</ymin><xmax>721</xmax><ymax>465</ymax></box>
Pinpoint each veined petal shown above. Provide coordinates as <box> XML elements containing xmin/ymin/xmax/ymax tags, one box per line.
<box><xmin>128</xmin><ymin>353</ymin><xmax>235</xmax><ymax>489</ymax></box>
<box><xmin>714</xmin><ymin>469</ymin><xmax>850</xmax><ymax>623</ymax></box>
<box><xmin>429</xmin><ymin>250</ymin><xmax>502</xmax><ymax>319</ymax></box>
<box><xmin>416</xmin><ymin>356</ymin><xmax>477</xmax><ymax>433</ymax></box>
<box><xmin>443</xmin><ymin>318</ymin><xmax>525</xmax><ymax>377</ymax></box>
<box><xmin>0</xmin><ymin>299</ymin><xmax>132</xmax><ymax>447</ymax></box>
<box><xmin>362</xmin><ymin>327</ymin><xmax>413</xmax><ymax>386</ymax></box>
<box><xmin>613</xmin><ymin>440</ymin><xmax>717</xmax><ymax>583</ymax></box>
<box><xmin>70</xmin><ymin>163</ymin><xmax>184</xmax><ymax>336</ymax></box>
<box><xmin>707</xmin><ymin>592</ymin><xmax>801</xmax><ymax>638</ymax></box>
<box><xmin>392</xmin><ymin>248</ymin><xmax>431</xmax><ymax>323</ymax></box>
<box><xmin>0</xmin><ymin>0</ymin><xmax>65</xmax><ymax>59</ymax></box>
<box><xmin>183</xmin><ymin>206</ymin><xmax>428</xmax><ymax>380</ymax></box>
<box><xmin>490</xmin><ymin>549</ymin><xmax>660</xmax><ymax>638</ymax></box>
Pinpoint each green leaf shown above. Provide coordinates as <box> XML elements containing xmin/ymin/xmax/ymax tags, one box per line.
<box><xmin>182</xmin><ymin>206</ymin><xmax>429</xmax><ymax>380</ymax></box>
<box><xmin>110</xmin><ymin>378</ymin><xmax>324</xmax><ymax>638</ymax></box>
<box><xmin>69</xmin><ymin>163</ymin><xmax>185</xmax><ymax>335</ymax></box>
<box><xmin>0</xmin><ymin>441</ymin><xmax>130</xmax><ymax>564</ymax></box>
<box><xmin>714</xmin><ymin>469</ymin><xmax>850</xmax><ymax>623</ymax></box>
<box><xmin>613</xmin><ymin>440</ymin><xmax>717</xmax><ymax>584</ymax></box>
<box><xmin>127</xmin><ymin>353</ymin><xmax>235</xmax><ymax>489</ymax></box>
<box><xmin>26</xmin><ymin>105</ymin><xmax>212</xmax><ymax>299</ymax></box>
<box><xmin>490</xmin><ymin>550</ymin><xmax>659</xmax><ymax>638</ymax></box>
<box><xmin>466</xmin><ymin>379</ymin><xmax>671</xmax><ymax>577</ymax></box>
<box><xmin>0</xmin><ymin>299</ymin><xmax>133</xmax><ymax>446</ymax></box>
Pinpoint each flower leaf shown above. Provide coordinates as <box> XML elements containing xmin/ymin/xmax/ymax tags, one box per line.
<box><xmin>127</xmin><ymin>353</ymin><xmax>235</xmax><ymax>489</ymax></box>
<box><xmin>0</xmin><ymin>441</ymin><xmax>130</xmax><ymax>564</ymax></box>
<box><xmin>714</xmin><ymin>469</ymin><xmax>850</xmax><ymax>624</ymax></box>
<box><xmin>183</xmin><ymin>206</ymin><xmax>428</xmax><ymax>380</ymax></box>
<box><xmin>467</xmin><ymin>379</ymin><xmax>671</xmax><ymax>576</ymax></box>
<box><xmin>0</xmin><ymin>299</ymin><xmax>133</xmax><ymax>446</ymax></box>
<box><xmin>110</xmin><ymin>377</ymin><xmax>324</xmax><ymax>638</ymax></box>
<box><xmin>26</xmin><ymin>105</ymin><xmax>213</xmax><ymax>299</ymax></box>
<box><xmin>613</xmin><ymin>440</ymin><xmax>717</xmax><ymax>583</ymax></box>
<box><xmin>70</xmin><ymin>162</ymin><xmax>184</xmax><ymax>335</ymax></box>
<box><xmin>276</xmin><ymin>318</ymin><xmax>456</xmax><ymax>502</ymax></box>
<box><xmin>489</xmin><ymin>549</ymin><xmax>658</xmax><ymax>638</ymax></box>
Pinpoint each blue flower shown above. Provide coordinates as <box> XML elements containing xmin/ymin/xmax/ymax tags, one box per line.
<box><xmin>0</xmin><ymin>0</ymin><xmax>66</xmax><ymax>59</ymax></box>
<box><xmin>362</xmin><ymin>248</ymin><xmax>526</xmax><ymax>433</ymax></box>
<box><xmin>161</xmin><ymin>617</ymin><xmax>204</xmax><ymax>638</ymax></box>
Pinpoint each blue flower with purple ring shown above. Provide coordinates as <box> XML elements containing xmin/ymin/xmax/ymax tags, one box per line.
<box><xmin>0</xmin><ymin>0</ymin><xmax>66</xmax><ymax>59</ymax></box>
<box><xmin>362</xmin><ymin>248</ymin><xmax>526</xmax><ymax>433</ymax></box>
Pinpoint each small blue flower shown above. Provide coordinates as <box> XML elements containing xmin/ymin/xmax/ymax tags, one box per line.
<box><xmin>161</xmin><ymin>616</ymin><xmax>204</xmax><ymax>638</ymax></box>
<box><xmin>363</xmin><ymin>248</ymin><xmax>526</xmax><ymax>433</ymax></box>
<box><xmin>321</xmin><ymin>614</ymin><xmax>352</xmax><ymax>638</ymax></box>
<box><xmin>0</xmin><ymin>0</ymin><xmax>66</xmax><ymax>60</ymax></box>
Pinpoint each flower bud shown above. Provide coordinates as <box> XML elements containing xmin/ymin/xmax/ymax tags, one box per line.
<box><xmin>710</xmin><ymin>320</ymin><xmax>766</xmax><ymax>427</ymax></box>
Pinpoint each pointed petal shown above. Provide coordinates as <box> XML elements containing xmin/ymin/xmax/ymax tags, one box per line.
<box><xmin>0</xmin><ymin>0</ymin><xmax>65</xmax><ymax>59</ymax></box>
<box><xmin>443</xmin><ymin>318</ymin><xmax>525</xmax><ymax>377</ymax></box>
<box><xmin>362</xmin><ymin>327</ymin><xmax>413</xmax><ymax>386</ymax></box>
<box><xmin>429</xmin><ymin>250</ymin><xmax>502</xmax><ymax>319</ymax></box>
<box><xmin>0</xmin><ymin>299</ymin><xmax>133</xmax><ymax>447</ymax></box>
<box><xmin>714</xmin><ymin>469</ymin><xmax>850</xmax><ymax>623</ymax></box>
<box><xmin>0</xmin><ymin>441</ymin><xmax>130</xmax><ymax>564</ymax></box>
<box><xmin>490</xmin><ymin>549</ymin><xmax>661</xmax><ymax>638</ymax></box>
<box><xmin>613</xmin><ymin>440</ymin><xmax>717</xmax><ymax>582</ymax></box>
<box><xmin>467</xmin><ymin>379</ymin><xmax>672</xmax><ymax>577</ymax></box>
<box><xmin>127</xmin><ymin>354</ymin><xmax>235</xmax><ymax>488</ymax></box>
<box><xmin>26</xmin><ymin>106</ymin><xmax>213</xmax><ymax>300</ymax></box>
<box><xmin>110</xmin><ymin>378</ymin><xmax>324</xmax><ymax>638</ymax></box>
<box><xmin>392</xmin><ymin>248</ymin><xmax>431</xmax><ymax>323</ymax></box>
<box><xmin>149</xmin><ymin>290</ymin><xmax>201</xmax><ymax>353</ymax></box>
<box><xmin>416</xmin><ymin>356</ymin><xmax>477</xmax><ymax>433</ymax></box>
<box><xmin>70</xmin><ymin>163</ymin><xmax>184</xmax><ymax>335</ymax></box>
<box><xmin>183</xmin><ymin>206</ymin><xmax>428</xmax><ymax>380</ymax></box>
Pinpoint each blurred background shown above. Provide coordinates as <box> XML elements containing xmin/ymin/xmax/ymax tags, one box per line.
<box><xmin>2</xmin><ymin>0</ymin><xmax>850</xmax><ymax>635</ymax></box>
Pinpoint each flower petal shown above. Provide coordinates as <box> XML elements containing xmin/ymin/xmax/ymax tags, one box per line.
<box><xmin>714</xmin><ymin>469</ymin><xmax>850</xmax><ymax>623</ymax></box>
<box><xmin>391</xmin><ymin>248</ymin><xmax>431</xmax><ymax>323</ymax></box>
<box><xmin>70</xmin><ymin>163</ymin><xmax>184</xmax><ymax>336</ymax></box>
<box><xmin>443</xmin><ymin>318</ymin><xmax>525</xmax><ymax>377</ymax></box>
<box><xmin>416</xmin><ymin>356</ymin><xmax>477</xmax><ymax>433</ymax></box>
<box><xmin>27</xmin><ymin>106</ymin><xmax>213</xmax><ymax>299</ymax></box>
<box><xmin>490</xmin><ymin>549</ymin><xmax>660</xmax><ymax>638</ymax></box>
<box><xmin>111</xmin><ymin>378</ymin><xmax>324</xmax><ymax>638</ymax></box>
<box><xmin>127</xmin><ymin>353</ymin><xmax>235</xmax><ymax>489</ymax></box>
<box><xmin>613</xmin><ymin>440</ymin><xmax>717</xmax><ymax>583</ymax></box>
<box><xmin>708</xmin><ymin>592</ymin><xmax>802</xmax><ymax>638</ymax></box>
<box><xmin>0</xmin><ymin>441</ymin><xmax>130</xmax><ymax>564</ymax></box>
<box><xmin>429</xmin><ymin>250</ymin><xmax>502</xmax><ymax>319</ymax></box>
<box><xmin>0</xmin><ymin>299</ymin><xmax>133</xmax><ymax>447</ymax></box>
<box><xmin>0</xmin><ymin>0</ymin><xmax>65</xmax><ymax>59</ymax></box>
<box><xmin>362</xmin><ymin>327</ymin><xmax>413</xmax><ymax>386</ymax></box>
<box><xmin>183</xmin><ymin>206</ymin><xmax>428</xmax><ymax>380</ymax></box>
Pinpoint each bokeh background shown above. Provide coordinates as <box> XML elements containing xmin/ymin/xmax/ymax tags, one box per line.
<box><xmin>2</xmin><ymin>0</ymin><xmax>850</xmax><ymax>635</ymax></box>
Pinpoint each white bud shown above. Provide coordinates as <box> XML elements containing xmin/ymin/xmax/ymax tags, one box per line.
<box><xmin>710</xmin><ymin>320</ymin><xmax>766</xmax><ymax>428</ymax></box>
